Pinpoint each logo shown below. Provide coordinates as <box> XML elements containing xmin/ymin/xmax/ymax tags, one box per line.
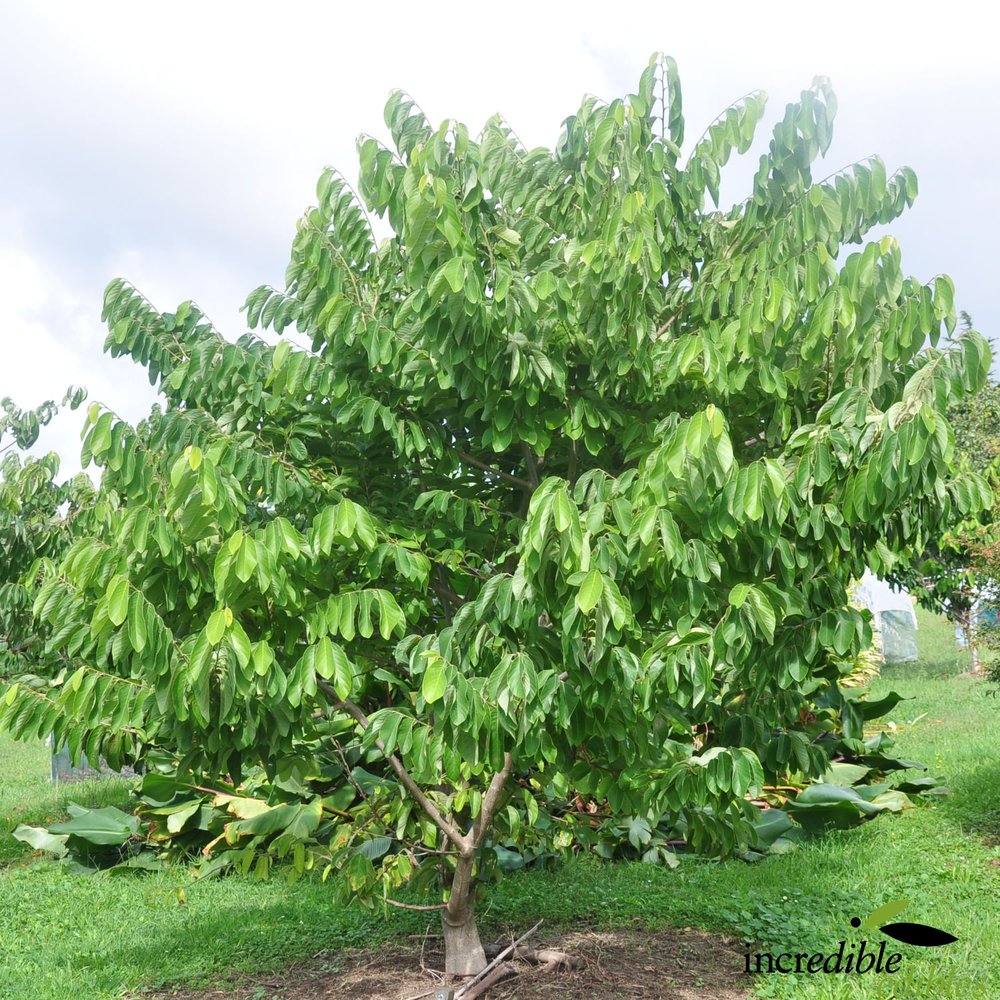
<box><xmin>744</xmin><ymin>898</ymin><xmax>957</xmax><ymax>976</ymax></box>
<box><xmin>850</xmin><ymin>897</ymin><xmax>958</xmax><ymax>948</ymax></box>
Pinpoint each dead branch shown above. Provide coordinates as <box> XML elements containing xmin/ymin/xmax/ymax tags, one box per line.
<box><xmin>459</xmin><ymin>962</ymin><xmax>517</xmax><ymax>1000</ymax></box>
<box><xmin>511</xmin><ymin>946</ymin><xmax>582</xmax><ymax>970</ymax></box>
<box><xmin>455</xmin><ymin>919</ymin><xmax>543</xmax><ymax>998</ymax></box>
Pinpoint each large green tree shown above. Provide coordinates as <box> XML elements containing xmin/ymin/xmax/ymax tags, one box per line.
<box><xmin>1</xmin><ymin>56</ymin><xmax>990</xmax><ymax>975</ymax></box>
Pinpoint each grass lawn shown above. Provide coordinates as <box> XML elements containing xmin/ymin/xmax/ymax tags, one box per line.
<box><xmin>1</xmin><ymin>608</ymin><xmax>998</xmax><ymax>999</ymax></box>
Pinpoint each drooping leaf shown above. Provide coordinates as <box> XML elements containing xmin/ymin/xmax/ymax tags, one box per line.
<box><xmin>49</xmin><ymin>805</ymin><xmax>140</xmax><ymax>846</ymax></box>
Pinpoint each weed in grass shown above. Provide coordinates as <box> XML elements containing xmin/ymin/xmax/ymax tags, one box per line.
<box><xmin>720</xmin><ymin>889</ymin><xmax>858</xmax><ymax>952</ymax></box>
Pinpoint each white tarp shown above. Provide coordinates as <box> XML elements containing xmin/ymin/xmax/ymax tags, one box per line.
<box><xmin>853</xmin><ymin>569</ymin><xmax>918</xmax><ymax>663</ymax></box>
<box><xmin>853</xmin><ymin>569</ymin><xmax>918</xmax><ymax>624</ymax></box>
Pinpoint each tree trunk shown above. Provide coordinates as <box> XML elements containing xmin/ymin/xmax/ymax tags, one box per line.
<box><xmin>442</xmin><ymin>851</ymin><xmax>487</xmax><ymax>976</ymax></box>
<box><xmin>970</xmin><ymin>641</ymin><xmax>982</xmax><ymax>674</ymax></box>
<box><xmin>442</xmin><ymin>906</ymin><xmax>487</xmax><ymax>976</ymax></box>
<box><xmin>969</xmin><ymin>611</ymin><xmax>981</xmax><ymax>673</ymax></box>
<box><xmin>958</xmin><ymin>609</ymin><xmax>983</xmax><ymax>674</ymax></box>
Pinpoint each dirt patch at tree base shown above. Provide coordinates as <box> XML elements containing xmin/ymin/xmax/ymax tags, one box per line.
<box><xmin>148</xmin><ymin>926</ymin><xmax>751</xmax><ymax>999</ymax></box>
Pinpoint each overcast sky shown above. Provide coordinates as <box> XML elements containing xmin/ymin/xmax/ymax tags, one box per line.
<box><xmin>2</xmin><ymin>1</ymin><xmax>996</xmax><ymax>476</ymax></box>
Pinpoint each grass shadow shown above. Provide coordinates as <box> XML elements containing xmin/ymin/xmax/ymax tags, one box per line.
<box><xmin>940</xmin><ymin>755</ymin><xmax>1000</xmax><ymax>846</ymax></box>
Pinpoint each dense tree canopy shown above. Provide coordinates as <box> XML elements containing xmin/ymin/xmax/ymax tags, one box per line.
<box><xmin>0</xmin><ymin>55</ymin><xmax>990</xmax><ymax>973</ymax></box>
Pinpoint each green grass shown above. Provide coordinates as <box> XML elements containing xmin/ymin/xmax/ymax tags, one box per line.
<box><xmin>0</xmin><ymin>746</ymin><xmax>401</xmax><ymax>999</ymax></box>
<box><xmin>0</xmin><ymin>741</ymin><xmax>133</xmax><ymax>865</ymax></box>
<box><xmin>1</xmin><ymin>609</ymin><xmax>998</xmax><ymax>999</ymax></box>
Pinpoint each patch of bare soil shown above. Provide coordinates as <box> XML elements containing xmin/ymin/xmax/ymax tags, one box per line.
<box><xmin>147</xmin><ymin>926</ymin><xmax>751</xmax><ymax>1000</ymax></box>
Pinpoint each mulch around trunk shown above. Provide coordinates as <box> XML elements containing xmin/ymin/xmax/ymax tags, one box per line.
<box><xmin>146</xmin><ymin>925</ymin><xmax>752</xmax><ymax>999</ymax></box>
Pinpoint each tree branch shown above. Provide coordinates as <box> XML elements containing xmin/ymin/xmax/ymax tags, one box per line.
<box><xmin>456</xmin><ymin>450</ymin><xmax>534</xmax><ymax>492</ymax></box>
<box><xmin>521</xmin><ymin>443</ymin><xmax>540</xmax><ymax>489</ymax></box>
<box><xmin>567</xmin><ymin>439</ymin><xmax>578</xmax><ymax>489</ymax></box>
<box><xmin>317</xmin><ymin>683</ymin><xmax>470</xmax><ymax>855</ymax></box>
<box><xmin>383</xmin><ymin>897</ymin><xmax>447</xmax><ymax>912</ymax></box>
<box><xmin>459</xmin><ymin>962</ymin><xmax>517</xmax><ymax>1000</ymax></box>
<box><xmin>430</xmin><ymin>573</ymin><xmax>461</xmax><ymax>620</ymax></box>
<box><xmin>471</xmin><ymin>752</ymin><xmax>513</xmax><ymax>847</ymax></box>
<box><xmin>654</xmin><ymin>305</ymin><xmax>684</xmax><ymax>338</ymax></box>
<box><xmin>4</xmin><ymin>637</ymin><xmax>38</xmax><ymax>656</ymax></box>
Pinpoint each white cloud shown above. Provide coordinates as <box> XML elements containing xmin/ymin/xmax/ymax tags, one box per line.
<box><xmin>0</xmin><ymin>234</ymin><xmax>160</xmax><ymax>476</ymax></box>
<box><xmin>1</xmin><ymin>0</ymin><xmax>997</xmax><ymax>476</ymax></box>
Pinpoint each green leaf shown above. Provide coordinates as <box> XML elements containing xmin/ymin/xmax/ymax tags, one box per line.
<box><xmin>234</xmin><ymin>536</ymin><xmax>258</xmax><ymax>583</ymax></box>
<box><xmin>626</xmin><ymin>816</ymin><xmax>652</xmax><ymax>849</ymax></box>
<box><xmin>821</xmin><ymin>762</ymin><xmax>871</xmax><ymax>786</ymax></box>
<box><xmin>728</xmin><ymin>583</ymin><xmax>750</xmax><ymax>608</ymax></box>
<box><xmin>229</xmin><ymin>621</ymin><xmax>252</xmax><ymax>670</ymax></box>
<box><xmin>870</xmin><ymin>789</ymin><xmax>913</xmax><ymax>813</ymax></box>
<box><xmin>553</xmin><ymin>490</ymin><xmax>575</xmax><ymax>531</ymax></box>
<box><xmin>356</xmin><ymin>836</ymin><xmax>392</xmax><ymax>861</ymax></box>
<box><xmin>272</xmin><ymin>339</ymin><xmax>291</xmax><ymax>371</ymax></box>
<box><xmin>314</xmin><ymin>637</ymin><xmax>336</xmax><ymax>680</ymax></box>
<box><xmin>49</xmin><ymin>805</ymin><xmax>140</xmax><ymax>846</ymax></box>
<box><xmin>107</xmin><ymin>576</ymin><xmax>130</xmax><ymax>628</ymax></box>
<box><xmin>12</xmin><ymin>825</ymin><xmax>69</xmax><ymax>858</ymax></box>
<box><xmin>421</xmin><ymin>656</ymin><xmax>447</xmax><ymax>704</ymax></box>
<box><xmin>330</xmin><ymin>643</ymin><xmax>354</xmax><ymax>700</ymax></box>
<box><xmin>107</xmin><ymin>851</ymin><xmax>164</xmax><ymax>874</ymax></box>
<box><xmin>126</xmin><ymin>591</ymin><xmax>147</xmax><ymax>653</ymax></box>
<box><xmin>442</xmin><ymin>258</ymin><xmax>465</xmax><ymax>294</ymax></box>
<box><xmin>166</xmin><ymin>800</ymin><xmax>202</xmax><ymax>834</ymax></box>
<box><xmin>764</xmin><ymin>277</ymin><xmax>784</xmax><ymax>323</ymax></box>
<box><xmin>251</xmin><ymin>640</ymin><xmax>274</xmax><ymax>676</ymax></box>
<box><xmin>232</xmin><ymin>800</ymin><xmax>322</xmax><ymax>839</ymax></box>
<box><xmin>206</xmin><ymin>609</ymin><xmax>228</xmax><ymax>646</ymax></box>
<box><xmin>746</xmin><ymin>588</ymin><xmax>776</xmax><ymax>641</ymax></box>
<box><xmin>782</xmin><ymin>783</ymin><xmax>884</xmax><ymax>832</ymax></box>
<box><xmin>576</xmin><ymin>569</ymin><xmax>604</xmax><ymax>614</ymax></box>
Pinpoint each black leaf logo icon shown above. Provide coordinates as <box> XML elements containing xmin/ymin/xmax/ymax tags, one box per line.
<box><xmin>850</xmin><ymin>899</ymin><xmax>958</xmax><ymax>947</ymax></box>
<box><xmin>877</xmin><ymin>922</ymin><xmax>958</xmax><ymax>947</ymax></box>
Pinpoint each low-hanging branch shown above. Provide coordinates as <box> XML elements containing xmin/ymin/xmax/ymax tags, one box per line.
<box><xmin>383</xmin><ymin>897</ymin><xmax>447</xmax><ymax>912</ymax></box>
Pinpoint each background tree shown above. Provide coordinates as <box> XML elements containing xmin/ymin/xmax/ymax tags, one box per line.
<box><xmin>965</xmin><ymin>525</ymin><xmax>1000</xmax><ymax>687</ymax></box>
<box><xmin>0</xmin><ymin>56</ymin><xmax>990</xmax><ymax>976</ymax></box>
<box><xmin>946</xmin><ymin>319</ymin><xmax>1000</xmax><ymax>472</ymax></box>
<box><xmin>892</xmin><ymin>324</ymin><xmax>1000</xmax><ymax>673</ymax></box>
<box><xmin>0</xmin><ymin>390</ymin><xmax>91</xmax><ymax>677</ymax></box>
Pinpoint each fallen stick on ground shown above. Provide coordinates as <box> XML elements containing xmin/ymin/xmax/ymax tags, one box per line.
<box><xmin>458</xmin><ymin>961</ymin><xmax>517</xmax><ymax>1000</ymax></box>
<box><xmin>507</xmin><ymin>946</ymin><xmax>582</xmax><ymax>970</ymax></box>
<box><xmin>454</xmin><ymin>919</ymin><xmax>543</xmax><ymax>999</ymax></box>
